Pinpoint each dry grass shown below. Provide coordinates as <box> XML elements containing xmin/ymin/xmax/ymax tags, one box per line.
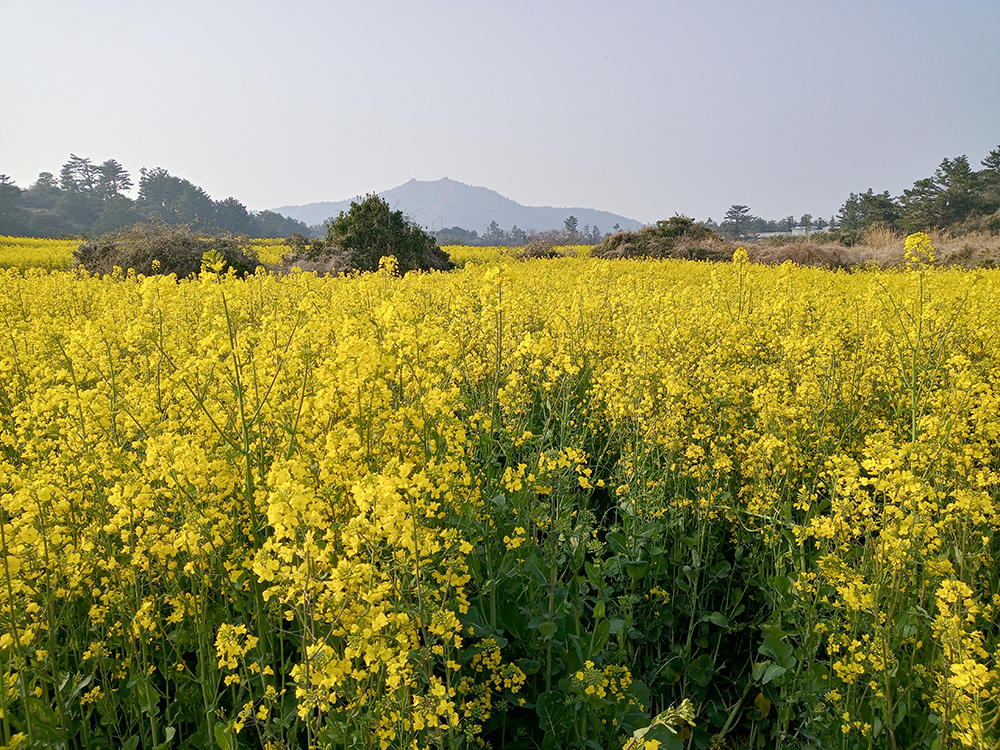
<box><xmin>740</xmin><ymin>231</ymin><xmax>1000</xmax><ymax>270</ymax></box>
<box><xmin>831</xmin><ymin>230</ymin><xmax>1000</xmax><ymax>269</ymax></box>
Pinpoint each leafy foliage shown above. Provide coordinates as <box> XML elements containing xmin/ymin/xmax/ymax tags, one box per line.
<box><xmin>324</xmin><ymin>193</ymin><xmax>453</xmax><ymax>273</ymax></box>
<box><xmin>834</xmin><ymin>145</ymin><xmax>1000</xmax><ymax>241</ymax></box>
<box><xmin>835</xmin><ymin>189</ymin><xmax>901</xmax><ymax>245</ymax></box>
<box><xmin>0</xmin><ymin>155</ymin><xmax>312</xmax><ymax>239</ymax></box>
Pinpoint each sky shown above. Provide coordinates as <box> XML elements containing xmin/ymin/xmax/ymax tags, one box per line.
<box><xmin>1</xmin><ymin>0</ymin><xmax>998</xmax><ymax>226</ymax></box>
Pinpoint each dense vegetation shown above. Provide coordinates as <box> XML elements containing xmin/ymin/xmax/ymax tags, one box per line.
<box><xmin>282</xmin><ymin>194</ymin><xmax>453</xmax><ymax>275</ymax></box>
<box><xmin>0</xmin><ymin>238</ymin><xmax>998</xmax><ymax>750</ymax></box>
<box><xmin>827</xmin><ymin>148</ymin><xmax>1000</xmax><ymax>245</ymax></box>
<box><xmin>0</xmin><ymin>156</ymin><xmax>310</xmax><ymax>239</ymax></box>
<box><xmin>709</xmin><ymin>145</ymin><xmax>1000</xmax><ymax>243</ymax></box>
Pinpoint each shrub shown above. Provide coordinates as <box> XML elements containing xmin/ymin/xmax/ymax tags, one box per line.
<box><xmin>750</xmin><ymin>240</ymin><xmax>851</xmax><ymax>269</ymax></box>
<box><xmin>74</xmin><ymin>221</ymin><xmax>260</xmax><ymax>278</ymax></box>
<box><xmin>591</xmin><ymin>215</ymin><xmax>723</xmax><ymax>260</ymax></box>
<box><xmin>323</xmin><ymin>193</ymin><xmax>453</xmax><ymax>274</ymax></box>
<box><xmin>279</xmin><ymin>233</ymin><xmax>353</xmax><ymax>276</ymax></box>
<box><xmin>515</xmin><ymin>237</ymin><xmax>566</xmax><ymax>260</ymax></box>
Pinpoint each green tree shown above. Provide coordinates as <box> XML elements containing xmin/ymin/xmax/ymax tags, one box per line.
<box><xmin>215</xmin><ymin>197</ymin><xmax>252</xmax><ymax>234</ymax></box>
<box><xmin>899</xmin><ymin>155</ymin><xmax>977</xmax><ymax>231</ymax></box>
<box><xmin>484</xmin><ymin>220</ymin><xmax>506</xmax><ymax>244</ymax></box>
<box><xmin>0</xmin><ymin>175</ymin><xmax>30</xmax><ymax>235</ymax></box>
<box><xmin>836</xmin><ymin>189</ymin><xmax>899</xmax><ymax>244</ymax></box>
<box><xmin>799</xmin><ymin>214</ymin><xmax>813</xmax><ymax>235</ymax></box>
<box><xmin>91</xmin><ymin>196</ymin><xmax>142</xmax><ymax>235</ymax></box>
<box><xmin>722</xmin><ymin>204</ymin><xmax>756</xmax><ymax>240</ymax></box>
<box><xmin>325</xmin><ymin>193</ymin><xmax>452</xmax><ymax>273</ymax></box>
<box><xmin>97</xmin><ymin>159</ymin><xmax>133</xmax><ymax>200</ymax></box>
<box><xmin>978</xmin><ymin>146</ymin><xmax>1000</xmax><ymax>225</ymax></box>
<box><xmin>509</xmin><ymin>225</ymin><xmax>528</xmax><ymax>245</ymax></box>
<box><xmin>250</xmin><ymin>210</ymin><xmax>311</xmax><ymax>239</ymax></box>
<box><xmin>59</xmin><ymin>154</ymin><xmax>99</xmax><ymax>193</ymax></box>
<box><xmin>176</xmin><ymin>184</ymin><xmax>216</xmax><ymax>226</ymax></box>
<box><xmin>564</xmin><ymin>215</ymin><xmax>579</xmax><ymax>234</ymax></box>
<box><xmin>138</xmin><ymin>167</ymin><xmax>189</xmax><ymax>219</ymax></box>
<box><xmin>23</xmin><ymin>172</ymin><xmax>61</xmax><ymax>210</ymax></box>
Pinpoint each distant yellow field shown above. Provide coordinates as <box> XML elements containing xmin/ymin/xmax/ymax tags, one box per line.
<box><xmin>0</xmin><ymin>236</ymin><xmax>78</xmax><ymax>270</ymax></box>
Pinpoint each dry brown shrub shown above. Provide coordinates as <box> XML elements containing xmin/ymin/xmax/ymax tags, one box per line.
<box><xmin>515</xmin><ymin>238</ymin><xmax>566</xmax><ymax>260</ymax></box>
<box><xmin>928</xmin><ymin>231</ymin><xmax>1000</xmax><ymax>268</ymax></box>
<box><xmin>592</xmin><ymin>222</ymin><xmax>727</xmax><ymax>261</ymax></box>
<box><xmin>74</xmin><ymin>221</ymin><xmax>260</xmax><ymax>278</ymax></box>
<box><xmin>749</xmin><ymin>241</ymin><xmax>851</xmax><ymax>269</ymax></box>
<box><xmin>282</xmin><ymin>248</ymin><xmax>352</xmax><ymax>275</ymax></box>
<box><xmin>673</xmin><ymin>235</ymin><xmax>732</xmax><ymax>262</ymax></box>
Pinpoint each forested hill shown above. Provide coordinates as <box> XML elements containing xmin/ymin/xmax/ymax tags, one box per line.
<box><xmin>0</xmin><ymin>156</ymin><xmax>310</xmax><ymax>239</ymax></box>
<box><xmin>272</xmin><ymin>177</ymin><xmax>644</xmax><ymax>235</ymax></box>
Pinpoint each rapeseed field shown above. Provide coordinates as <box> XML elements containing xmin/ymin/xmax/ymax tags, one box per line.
<box><xmin>0</xmin><ymin>237</ymin><xmax>997</xmax><ymax>749</ymax></box>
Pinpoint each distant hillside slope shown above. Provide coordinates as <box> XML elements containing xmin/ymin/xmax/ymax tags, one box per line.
<box><xmin>271</xmin><ymin>177</ymin><xmax>643</xmax><ymax>233</ymax></box>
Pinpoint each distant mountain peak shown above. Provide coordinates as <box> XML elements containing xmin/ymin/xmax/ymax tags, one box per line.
<box><xmin>271</xmin><ymin>179</ymin><xmax>642</xmax><ymax>233</ymax></box>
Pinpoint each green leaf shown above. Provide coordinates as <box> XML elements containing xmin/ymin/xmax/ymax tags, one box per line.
<box><xmin>537</xmin><ymin>690</ymin><xmax>571</xmax><ymax>737</ymax></box>
<box><xmin>588</xmin><ymin>618</ymin><xmax>611</xmax><ymax>658</ymax></box>
<box><xmin>688</xmin><ymin>654</ymin><xmax>715</xmax><ymax>687</ymax></box>
<box><xmin>516</xmin><ymin>658</ymin><xmax>542</xmax><ymax>675</ymax></box>
<box><xmin>584</xmin><ymin>560</ymin><xmax>604</xmax><ymax>586</ymax></box>
<box><xmin>760</xmin><ymin>631</ymin><xmax>796</xmax><ymax>670</ymax></box>
<box><xmin>626</xmin><ymin>560</ymin><xmax>649</xmax><ymax>580</ymax></box>
<box><xmin>894</xmin><ymin>699</ymin><xmax>907</xmax><ymax>727</ymax></box>
<box><xmin>593</xmin><ymin>599</ymin><xmax>606</xmax><ymax>620</ymax></box>
<box><xmin>702</xmin><ymin>611</ymin><xmax>729</xmax><ymax>628</ymax></box>
<box><xmin>214</xmin><ymin>723</ymin><xmax>235</xmax><ymax>750</ymax></box>
<box><xmin>606</xmin><ymin>531</ymin><xmax>628</xmax><ymax>555</ymax></box>
<box><xmin>761</xmin><ymin>664</ymin><xmax>787</xmax><ymax>684</ymax></box>
<box><xmin>539</xmin><ymin>620</ymin><xmax>559</xmax><ymax>639</ymax></box>
<box><xmin>153</xmin><ymin>726</ymin><xmax>176</xmax><ymax>750</ymax></box>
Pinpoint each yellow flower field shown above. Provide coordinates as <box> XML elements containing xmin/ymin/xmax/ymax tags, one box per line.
<box><xmin>0</xmin><ymin>240</ymin><xmax>997</xmax><ymax>749</ymax></box>
<box><xmin>0</xmin><ymin>236</ymin><xmax>78</xmax><ymax>271</ymax></box>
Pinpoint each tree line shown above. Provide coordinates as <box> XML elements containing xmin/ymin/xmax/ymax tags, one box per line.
<box><xmin>0</xmin><ymin>155</ymin><xmax>311</xmax><ymax>238</ymax></box>
<box><xmin>434</xmin><ymin>216</ymin><xmax>618</xmax><ymax>246</ymax></box>
<box><xmin>832</xmin><ymin>146</ymin><xmax>1000</xmax><ymax>243</ymax></box>
<box><xmin>712</xmin><ymin>145</ymin><xmax>1000</xmax><ymax>243</ymax></box>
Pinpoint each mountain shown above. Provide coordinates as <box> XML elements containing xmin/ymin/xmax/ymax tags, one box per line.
<box><xmin>271</xmin><ymin>178</ymin><xmax>644</xmax><ymax>233</ymax></box>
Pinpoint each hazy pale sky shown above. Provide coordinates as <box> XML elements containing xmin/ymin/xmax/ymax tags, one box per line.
<box><xmin>2</xmin><ymin>0</ymin><xmax>998</xmax><ymax>225</ymax></box>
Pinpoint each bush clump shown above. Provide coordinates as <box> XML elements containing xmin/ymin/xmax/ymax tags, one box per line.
<box><xmin>286</xmin><ymin>194</ymin><xmax>452</xmax><ymax>275</ymax></box>
<box><xmin>279</xmin><ymin>233</ymin><xmax>351</xmax><ymax>276</ymax></box>
<box><xmin>591</xmin><ymin>215</ymin><xmax>724</xmax><ymax>261</ymax></box>
<box><xmin>74</xmin><ymin>221</ymin><xmax>260</xmax><ymax>278</ymax></box>
<box><xmin>514</xmin><ymin>237</ymin><xmax>567</xmax><ymax>260</ymax></box>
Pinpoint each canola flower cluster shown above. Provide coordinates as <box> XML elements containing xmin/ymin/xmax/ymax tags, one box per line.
<box><xmin>0</xmin><ymin>235</ymin><xmax>997</xmax><ymax>749</ymax></box>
